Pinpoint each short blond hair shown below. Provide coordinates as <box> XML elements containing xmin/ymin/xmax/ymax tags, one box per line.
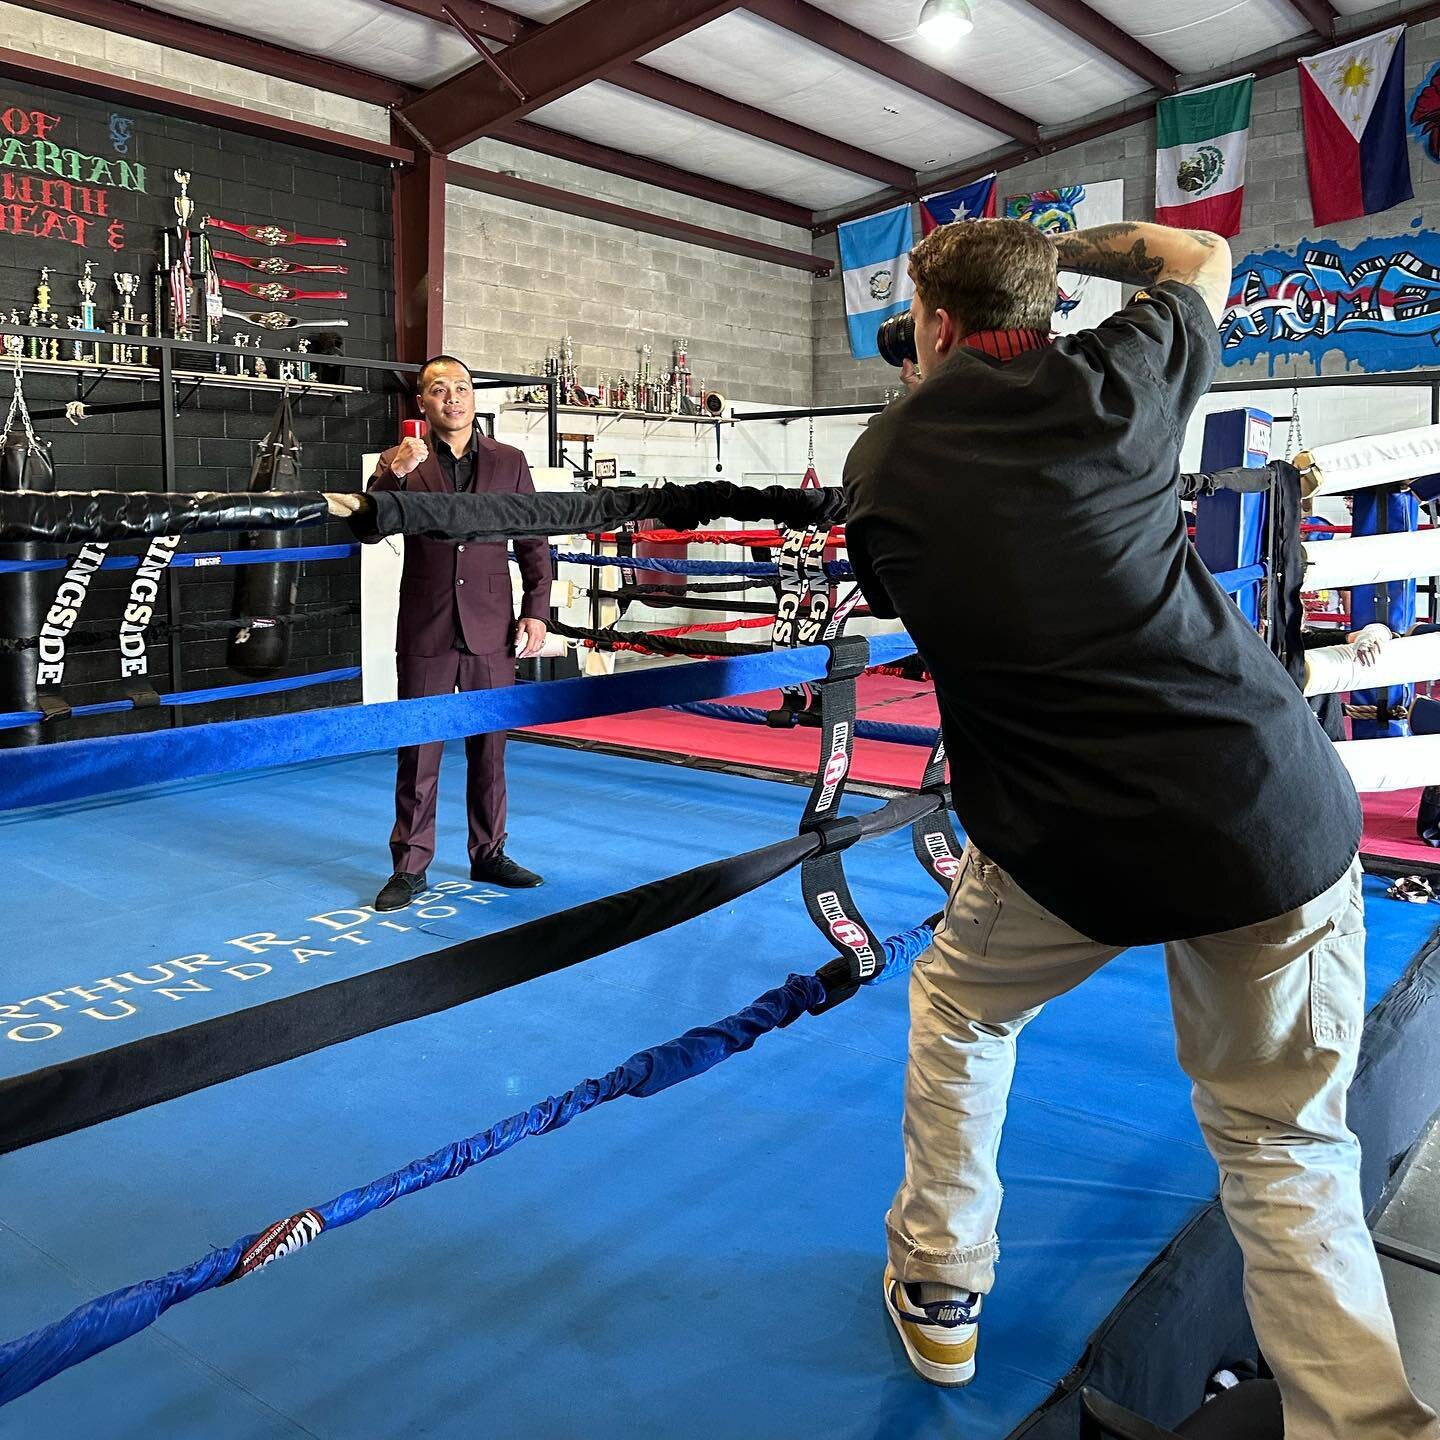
<box><xmin>908</xmin><ymin>218</ymin><xmax>1057</xmax><ymax>333</ymax></box>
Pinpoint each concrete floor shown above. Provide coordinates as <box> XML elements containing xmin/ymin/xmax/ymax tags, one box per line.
<box><xmin>1379</xmin><ymin>1111</ymin><xmax>1440</xmax><ymax>1414</ymax></box>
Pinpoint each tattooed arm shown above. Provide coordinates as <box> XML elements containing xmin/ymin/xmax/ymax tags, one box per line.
<box><xmin>1052</xmin><ymin>222</ymin><xmax>1232</xmax><ymax>323</ymax></box>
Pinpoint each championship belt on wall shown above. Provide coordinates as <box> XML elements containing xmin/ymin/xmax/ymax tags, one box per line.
<box><xmin>222</xmin><ymin>308</ymin><xmax>349</xmax><ymax>331</ymax></box>
<box><xmin>206</xmin><ymin>218</ymin><xmax>347</xmax><ymax>249</ymax></box>
<box><xmin>212</xmin><ymin>251</ymin><xmax>348</xmax><ymax>276</ymax></box>
<box><xmin>221</xmin><ymin>279</ymin><xmax>348</xmax><ymax>303</ymax></box>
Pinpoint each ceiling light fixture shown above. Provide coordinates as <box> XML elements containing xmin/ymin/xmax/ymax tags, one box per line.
<box><xmin>917</xmin><ymin>0</ymin><xmax>973</xmax><ymax>46</ymax></box>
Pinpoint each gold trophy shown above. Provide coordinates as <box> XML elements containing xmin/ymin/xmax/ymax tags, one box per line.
<box><xmin>112</xmin><ymin>273</ymin><xmax>138</xmax><ymax>363</ymax></box>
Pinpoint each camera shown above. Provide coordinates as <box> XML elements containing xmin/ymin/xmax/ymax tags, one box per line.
<box><xmin>876</xmin><ymin>311</ymin><xmax>917</xmax><ymax>368</ymax></box>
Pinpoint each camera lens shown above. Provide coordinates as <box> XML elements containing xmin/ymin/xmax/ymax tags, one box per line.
<box><xmin>876</xmin><ymin>312</ymin><xmax>917</xmax><ymax>368</ymax></box>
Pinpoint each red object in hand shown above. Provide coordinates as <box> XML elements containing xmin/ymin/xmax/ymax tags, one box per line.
<box><xmin>402</xmin><ymin>419</ymin><xmax>427</xmax><ymax>441</ymax></box>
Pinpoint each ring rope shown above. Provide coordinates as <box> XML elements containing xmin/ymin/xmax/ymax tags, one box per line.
<box><xmin>0</xmin><ymin>665</ymin><xmax>360</xmax><ymax>731</ymax></box>
<box><xmin>0</xmin><ymin>921</ymin><xmax>934</xmax><ymax>1409</ymax></box>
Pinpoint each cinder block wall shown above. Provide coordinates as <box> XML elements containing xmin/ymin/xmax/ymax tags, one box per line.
<box><xmin>444</xmin><ymin>139</ymin><xmax>816</xmax><ymax>409</ymax></box>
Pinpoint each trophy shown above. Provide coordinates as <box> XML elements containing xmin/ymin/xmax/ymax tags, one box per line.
<box><xmin>173</xmin><ymin>170</ymin><xmax>194</xmax><ymax>233</ymax></box>
<box><xmin>78</xmin><ymin>261</ymin><xmax>98</xmax><ymax>363</ymax></box>
<box><xmin>112</xmin><ymin>273</ymin><xmax>139</xmax><ymax>363</ymax></box>
<box><xmin>28</xmin><ymin>269</ymin><xmax>55</xmax><ymax>361</ymax></box>
<box><xmin>4</xmin><ymin>310</ymin><xmax>22</xmax><ymax>362</ymax></box>
<box><xmin>231</xmin><ymin>332</ymin><xmax>248</xmax><ymax>377</ymax></box>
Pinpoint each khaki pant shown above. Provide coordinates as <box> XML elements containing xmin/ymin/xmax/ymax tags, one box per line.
<box><xmin>888</xmin><ymin>845</ymin><xmax>1437</xmax><ymax>1440</ymax></box>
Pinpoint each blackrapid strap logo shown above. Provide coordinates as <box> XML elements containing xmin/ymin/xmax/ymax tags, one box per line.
<box><xmin>924</xmin><ymin>830</ymin><xmax>961</xmax><ymax>879</ymax></box>
<box><xmin>36</xmin><ymin>542</ymin><xmax>109</xmax><ymax>686</ymax></box>
<box><xmin>224</xmin><ymin>1208</ymin><xmax>325</xmax><ymax>1284</ymax></box>
<box><xmin>118</xmin><ymin>533</ymin><xmax>181</xmax><ymax>677</ymax></box>
<box><xmin>818</xmin><ymin>889</ymin><xmax>877</xmax><ymax>977</ymax></box>
<box><xmin>816</xmin><ymin>722</ymin><xmax>851</xmax><ymax>813</ymax></box>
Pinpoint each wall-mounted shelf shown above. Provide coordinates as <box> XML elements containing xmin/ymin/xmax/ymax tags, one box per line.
<box><xmin>503</xmin><ymin>401</ymin><xmax>730</xmax><ymax>438</ymax></box>
<box><xmin>5</xmin><ymin>353</ymin><xmax>361</xmax><ymax>397</ymax></box>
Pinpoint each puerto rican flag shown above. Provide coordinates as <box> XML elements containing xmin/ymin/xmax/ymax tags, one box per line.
<box><xmin>920</xmin><ymin>175</ymin><xmax>996</xmax><ymax>234</ymax></box>
<box><xmin>1299</xmin><ymin>25</ymin><xmax>1412</xmax><ymax>226</ymax></box>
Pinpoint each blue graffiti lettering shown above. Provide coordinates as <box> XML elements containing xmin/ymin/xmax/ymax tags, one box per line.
<box><xmin>1220</xmin><ymin>231</ymin><xmax>1440</xmax><ymax>372</ymax></box>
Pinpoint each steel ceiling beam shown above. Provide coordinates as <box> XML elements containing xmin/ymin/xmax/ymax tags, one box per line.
<box><xmin>371</xmin><ymin>0</ymin><xmax>536</xmax><ymax>45</ymax></box>
<box><xmin>1015</xmin><ymin>0</ymin><xmax>1179</xmax><ymax>93</ymax></box>
<box><xmin>400</xmin><ymin>0</ymin><xmax>748</xmax><ymax>153</ymax></box>
<box><xmin>610</xmin><ymin>66</ymin><xmax>914</xmax><ymax>190</ymax></box>
<box><xmin>1283</xmin><ymin>0</ymin><xmax>1342</xmax><ymax>42</ymax></box>
<box><xmin>0</xmin><ymin>43</ymin><xmax>413</xmax><ymax>163</ymax></box>
<box><xmin>448</xmin><ymin>159</ymin><xmax>832</xmax><ymax>273</ymax></box>
<box><xmin>379</xmin><ymin>0</ymin><xmax>925</xmax><ymax>188</ymax></box>
<box><xmin>745</xmin><ymin>0</ymin><xmax>1040</xmax><ymax>144</ymax></box>
<box><xmin>9</xmin><ymin>0</ymin><xmax>413</xmax><ymax>107</ymax></box>
<box><xmin>495</xmin><ymin>120</ymin><xmax>815</xmax><ymax>227</ymax></box>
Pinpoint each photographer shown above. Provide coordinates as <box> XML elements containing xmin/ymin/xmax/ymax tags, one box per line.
<box><xmin>844</xmin><ymin>218</ymin><xmax>1436</xmax><ymax>1439</ymax></box>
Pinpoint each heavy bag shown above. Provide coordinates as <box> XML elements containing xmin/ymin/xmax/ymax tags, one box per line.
<box><xmin>0</xmin><ymin>370</ymin><xmax>56</xmax><ymax>749</ymax></box>
<box><xmin>227</xmin><ymin>390</ymin><xmax>301</xmax><ymax>676</ymax></box>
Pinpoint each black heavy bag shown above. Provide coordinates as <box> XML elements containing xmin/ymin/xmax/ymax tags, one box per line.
<box><xmin>227</xmin><ymin>390</ymin><xmax>301</xmax><ymax>676</ymax></box>
<box><xmin>0</xmin><ymin>369</ymin><xmax>56</xmax><ymax>749</ymax></box>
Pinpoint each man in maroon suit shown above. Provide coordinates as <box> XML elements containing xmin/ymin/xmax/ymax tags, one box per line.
<box><xmin>368</xmin><ymin>355</ymin><xmax>552</xmax><ymax>911</ymax></box>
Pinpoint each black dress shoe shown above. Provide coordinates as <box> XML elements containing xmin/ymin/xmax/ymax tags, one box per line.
<box><xmin>470</xmin><ymin>849</ymin><xmax>543</xmax><ymax>888</ymax></box>
<box><xmin>375</xmin><ymin>870</ymin><xmax>428</xmax><ymax>911</ymax></box>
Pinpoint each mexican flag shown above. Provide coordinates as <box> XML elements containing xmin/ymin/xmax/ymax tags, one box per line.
<box><xmin>1154</xmin><ymin>76</ymin><xmax>1253</xmax><ymax>237</ymax></box>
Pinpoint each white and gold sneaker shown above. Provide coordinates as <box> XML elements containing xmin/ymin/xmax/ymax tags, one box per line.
<box><xmin>883</xmin><ymin>1263</ymin><xmax>981</xmax><ymax>1387</ymax></box>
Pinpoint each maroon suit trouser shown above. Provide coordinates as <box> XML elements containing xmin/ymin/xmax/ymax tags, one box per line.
<box><xmin>391</xmin><ymin>649</ymin><xmax>513</xmax><ymax>873</ymax></box>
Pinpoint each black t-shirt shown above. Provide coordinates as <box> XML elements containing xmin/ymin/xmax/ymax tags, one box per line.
<box><xmin>843</xmin><ymin>282</ymin><xmax>1360</xmax><ymax>946</ymax></box>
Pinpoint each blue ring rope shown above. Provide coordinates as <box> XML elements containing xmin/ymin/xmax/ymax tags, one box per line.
<box><xmin>0</xmin><ymin>631</ymin><xmax>920</xmax><ymax>811</ymax></box>
<box><xmin>0</xmin><ymin>922</ymin><xmax>933</xmax><ymax>1408</ymax></box>
<box><xmin>0</xmin><ymin>543</ymin><xmax>360</xmax><ymax>574</ymax></box>
<box><xmin>0</xmin><ymin>666</ymin><xmax>361</xmax><ymax>732</ymax></box>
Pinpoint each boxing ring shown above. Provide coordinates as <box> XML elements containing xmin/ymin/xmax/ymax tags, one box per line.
<box><xmin>0</xmin><ymin>454</ymin><xmax>1438</xmax><ymax>1437</ymax></box>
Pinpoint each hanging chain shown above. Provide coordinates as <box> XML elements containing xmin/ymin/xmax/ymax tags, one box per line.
<box><xmin>1285</xmin><ymin>386</ymin><xmax>1304</xmax><ymax>458</ymax></box>
<box><xmin>4</xmin><ymin>360</ymin><xmax>37</xmax><ymax>447</ymax></box>
<box><xmin>807</xmin><ymin>414</ymin><xmax>815</xmax><ymax>470</ymax></box>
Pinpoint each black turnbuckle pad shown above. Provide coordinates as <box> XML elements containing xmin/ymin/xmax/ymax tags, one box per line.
<box><xmin>806</xmin><ymin>813</ymin><xmax>862</xmax><ymax>856</ymax></box>
<box><xmin>121</xmin><ymin>684</ymin><xmax>161</xmax><ymax>709</ymax></box>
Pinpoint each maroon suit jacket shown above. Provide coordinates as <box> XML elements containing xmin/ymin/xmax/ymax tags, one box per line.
<box><xmin>369</xmin><ymin>428</ymin><xmax>552</xmax><ymax>658</ymax></box>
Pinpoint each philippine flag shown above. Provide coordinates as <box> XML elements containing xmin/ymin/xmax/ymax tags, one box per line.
<box><xmin>1299</xmin><ymin>24</ymin><xmax>1412</xmax><ymax>226</ymax></box>
<box><xmin>837</xmin><ymin>203</ymin><xmax>914</xmax><ymax>359</ymax></box>
<box><xmin>920</xmin><ymin>175</ymin><xmax>997</xmax><ymax>234</ymax></box>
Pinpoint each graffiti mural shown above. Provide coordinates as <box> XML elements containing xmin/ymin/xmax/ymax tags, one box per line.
<box><xmin>1219</xmin><ymin>231</ymin><xmax>1440</xmax><ymax>372</ymax></box>
<box><xmin>1409</xmin><ymin>61</ymin><xmax>1440</xmax><ymax>161</ymax></box>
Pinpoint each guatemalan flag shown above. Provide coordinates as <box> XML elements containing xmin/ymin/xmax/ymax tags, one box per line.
<box><xmin>920</xmin><ymin>174</ymin><xmax>997</xmax><ymax>234</ymax></box>
<box><xmin>837</xmin><ymin>203</ymin><xmax>914</xmax><ymax>359</ymax></box>
<box><xmin>1299</xmin><ymin>24</ymin><xmax>1412</xmax><ymax>226</ymax></box>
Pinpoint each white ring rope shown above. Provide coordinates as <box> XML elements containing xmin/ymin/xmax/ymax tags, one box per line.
<box><xmin>1302</xmin><ymin>530</ymin><xmax>1440</xmax><ymax>590</ymax></box>
<box><xmin>1336</xmin><ymin>733</ymin><xmax>1440</xmax><ymax>793</ymax></box>
<box><xmin>1304</xmin><ymin>629</ymin><xmax>1440</xmax><ymax>697</ymax></box>
<box><xmin>1297</xmin><ymin>423</ymin><xmax>1440</xmax><ymax>496</ymax></box>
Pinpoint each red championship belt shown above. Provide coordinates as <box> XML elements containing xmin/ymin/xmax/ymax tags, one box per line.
<box><xmin>221</xmin><ymin>278</ymin><xmax>348</xmax><ymax>302</ymax></box>
<box><xmin>212</xmin><ymin>250</ymin><xmax>348</xmax><ymax>276</ymax></box>
<box><xmin>206</xmin><ymin>217</ymin><xmax>347</xmax><ymax>249</ymax></box>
